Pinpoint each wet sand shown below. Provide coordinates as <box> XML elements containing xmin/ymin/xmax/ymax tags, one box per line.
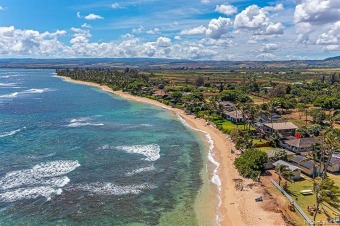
<box><xmin>58</xmin><ymin>76</ymin><xmax>286</xmax><ymax>226</ymax></box>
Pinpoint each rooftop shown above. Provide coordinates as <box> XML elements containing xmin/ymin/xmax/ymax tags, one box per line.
<box><xmin>284</xmin><ymin>137</ymin><xmax>318</xmax><ymax>148</ymax></box>
<box><xmin>263</xmin><ymin>122</ymin><xmax>298</xmax><ymax>130</ymax></box>
<box><xmin>225</xmin><ymin>110</ymin><xmax>246</xmax><ymax>119</ymax></box>
<box><xmin>273</xmin><ymin>160</ymin><xmax>301</xmax><ymax>171</ymax></box>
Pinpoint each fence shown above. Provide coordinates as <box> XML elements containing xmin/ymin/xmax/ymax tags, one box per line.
<box><xmin>270</xmin><ymin>178</ymin><xmax>314</xmax><ymax>226</ymax></box>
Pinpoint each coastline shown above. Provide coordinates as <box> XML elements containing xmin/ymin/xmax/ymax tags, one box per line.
<box><xmin>58</xmin><ymin>76</ymin><xmax>286</xmax><ymax>226</ymax></box>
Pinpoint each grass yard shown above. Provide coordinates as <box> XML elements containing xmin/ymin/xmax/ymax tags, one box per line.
<box><xmin>286</xmin><ymin>177</ymin><xmax>340</xmax><ymax>223</ymax></box>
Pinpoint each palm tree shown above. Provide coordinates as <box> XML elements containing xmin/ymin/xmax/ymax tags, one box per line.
<box><xmin>275</xmin><ymin>164</ymin><xmax>294</xmax><ymax>186</ymax></box>
<box><xmin>313</xmin><ymin>177</ymin><xmax>340</xmax><ymax>221</ymax></box>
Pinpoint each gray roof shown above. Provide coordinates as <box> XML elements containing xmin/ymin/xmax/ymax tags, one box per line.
<box><xmin>267</xmin><ymin>149</ymin><xmax>295</xmax><ymax>158</ymax></box>
<box><xmin>284</xmin><ymin>137</ymin><xmax>317</xmax><ymax>148</ymax></box>
<box><xmin>263</xmin><ymin>122</ymin><xmax>298</xmax><ymax>130</ymax></box>
<box><xmin>219</xmin><ymin>101</ymin><xmax>234</xmax><ymax>106</ymax></box>
<box><xmin>291</xmin><ymin>156</ymin><xmax>315</xmax><ymax>169</ymax></box>
<box><xmin>225</xmin><ymin>110</ymin><xmax>246</xmax><ymax>119</ymax></box>
<box><xmin>273</xmin><ymin>160</ymin><xmax>301</xmax><ymax>171</ymax></box>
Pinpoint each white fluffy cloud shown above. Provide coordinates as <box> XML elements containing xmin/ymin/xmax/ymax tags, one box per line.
<box><xmin>181</xmin><ymin>17</ymin><xmax>232</xmax><ymax>39</ymax></box>
<box><xmin>234</xmin><ymin>4</ymin><xmax>284</xmax><ymax>35</ymax></box>
<box><xmin>84</xmin><ymin>13</ymin><xmax>104</xmax><ymax>20</ymax></box>
<box><xmin>316</xmin><ymin>21</ymin><xmax>340</xmax><ymax>49</ymax></box>
<box><xmin>261</xmin><ymin>43</ymin><xmax>279</xmax><ymax>52</ymax></box>
<box><xmin>215</xmin><ymin>4</ymin><xmax>237</xmax><ymax>16</ymax></box>
<box><xmin>0</xmin><ymin>6</ymin><xmax>4</xmax><ymax>10</ymax></box>
<box><xmin>0</xmin><ymin>26</ymin><xmax>66</xmax><ymax>55</ymax></box>
<box><xmin>146</xmin><ymin>28</ymin><xmax>160</xmax><ymax>34</ymax></box>
<box><xmin>294</xmin><ymin>0</ymin><xmax>340</xmax><ymax>52</ymax></box>
<box><xmin>156</xmin><ymin>37</ymin><xmax>172</xmax><ymax>47</ymax></box>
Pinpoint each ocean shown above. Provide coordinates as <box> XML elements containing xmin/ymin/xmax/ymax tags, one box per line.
<box><xmin>0</xmin><ymin>69</ymin><xmax>209</xmax><ymax>225</ymax></box>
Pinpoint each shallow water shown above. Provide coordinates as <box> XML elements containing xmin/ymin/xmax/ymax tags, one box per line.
<box><xmin>0</xmin><ymin>69</ymin><xmax>205</xmax><ymax>225</ymax></box>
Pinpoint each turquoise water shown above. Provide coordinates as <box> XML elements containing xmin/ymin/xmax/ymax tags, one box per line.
<box><xmin>0</xmin><ymin>69</ymin><xmax>204</xmax><ymax>225</ymax></box>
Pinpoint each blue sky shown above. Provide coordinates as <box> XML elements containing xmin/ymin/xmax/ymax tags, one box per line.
<box><xmin>0</xmin><ymin>0</ymin><xmax>339</xmax><ymax>60</ymax></box>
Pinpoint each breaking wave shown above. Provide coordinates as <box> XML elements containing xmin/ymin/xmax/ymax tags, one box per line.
<box><xmin>0</xmin><ymin>88</ymin><xmax>55</xmax><ymax>99</ymax></box>
<box><xmin>74</xmin><ymin>182</ymin><xmax>156</xmax><ymax>195</ymax></box>
<box><xmin>125</xmin><ymin>165</ymin><xmax>155</xmax><ymax>176</ymax></box>
<box><xmin>115</xmin><ymin>144</ymin><xmax>161</xmax><ymax>161</ymax></box>
<box><xmin>0</xmin><ymin>127</ymin><xmax>26</xmax><ymax>138</ymax></box>
<box><xmin>65</xmin><ymin>116</ymin><xmax>104</xmax><ymax>127</ymax></box>
<box><xmin>0</xmin><ymin>187</ymin><xmax>63</xmax><ymax>202</ymax></box>
<box><xmin>0</xmin><ymin>160</ymin><xmax>80</xmax><ymax>202</ymax></box>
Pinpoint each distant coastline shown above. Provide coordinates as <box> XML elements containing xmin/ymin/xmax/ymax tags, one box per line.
<box><xmin>58</xmin><ymin>75</ymin><xmax>286</xmax><ymax>226</ymax></box>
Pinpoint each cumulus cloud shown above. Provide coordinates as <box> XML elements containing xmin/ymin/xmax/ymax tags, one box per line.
<box><xmin>0</xmin><ymin>6</ymin><xmax>4</xmax><ymax>10</ymax></box>
<box><xmin>77</xmin><ymin>12</ymin><xmax>81</xmax><ymax>18</ymax></box>
<box><xmin>234</xmin><ymin>4</ymin><xmax>284</xmax><ymax>35</ymax></box>
<box><xmin>81</xmin><ymin>23</ymin><xmax>92</xmax><ymax>29</ymax></box>
<box><xmin>260</xmin><ymin>43</ymin><xmax>279</xmax><ymax>52</ymax></box>
<box><xmin>256</xmin><ymin>53</ymin><xmax>276</xmax><ymax>60</ymax></box>
<box><xmin>316</xmin><ymin>21</ymin><xmax>340</xmax><ymax>51</ymax></box>
<box><xmin>146</xmin><ymin>28</ymin><xmax>160</xmax><ymax>34</ymax></box>
<box><xmin>215</xmin><ymin>4</ymin><xmax>237</xmax><ymax>16</ymax></box>
<box><xmin>84</xmin><ymin>13</ymin><xmax>104</xmax><ymax>20</ymax></box>
<box><xmin>132</xmin><ymin>26</ymin><xmax>144</xmax><ymax>34</ymax></box>
<box><xmin>174</xmin><ymin>36</ymin><xmax>182</xmax><ymax>40</ymax></box>
<box><xmin>201</xmin><ymin>0</ymin><xmax>210</xmax><ymax>4</ymax></box>
<box><xmin>294</xmin><ymin>0</ymin><xmax>340</xmax><ymax>45</ymax></box>
<box><xmin>181</xmin><ymin>17</ymin><xmax>232</xmax><ymax>39</ymax></box>
<box><xmin>181</xmin><ymin>26</ymin><xmax>206</xmax><ymax>35</ymax></box>
<box><xmin>70</xmin><ymin>27</ymin><xmax>91</xmax><ymax>44</ymax></box>
<box><xmin>0</xmin><ymin>26</ymin><xmax>66</xmax><ymax>55</ymax></box>
<box><xmin>156</xmin><ymin>37</ymin><xmax>172</xmax><ymax>47</ymax></box>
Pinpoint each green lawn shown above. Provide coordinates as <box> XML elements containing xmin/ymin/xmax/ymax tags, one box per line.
<box><xmin>220</xmin><ymin>120</ymin><xmax>254</xmax><ymax>133</ymax></box>
<box><xmin>249</xmin><ymin>94</ymin><xmax>266</xmax><ymax>103</ymax></box>
<box><xmin>286</xmin><ymin>177</ymin><xmax>340</xmax><ymax>222</ymax></box>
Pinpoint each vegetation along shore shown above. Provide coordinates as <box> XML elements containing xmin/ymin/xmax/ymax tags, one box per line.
<box><xmin>57</xmin><ymin>67</ymin><xmax>340</xmax><ymax>226</ymax></box>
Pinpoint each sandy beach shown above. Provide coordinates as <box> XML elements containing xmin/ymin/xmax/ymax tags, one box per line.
<box><xmin>58</xmin><ymin>76</ymin><xmax>287</xmax><ymax>226</ymax></box>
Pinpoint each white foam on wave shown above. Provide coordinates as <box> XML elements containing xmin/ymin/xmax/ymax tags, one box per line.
<box><xmin>0</xmin><ymin>127</ymin><xmax>26</xmax><ymax>138</ymax></box>
<box><xmin>0</xmin><ymin>186</ymin><xmax>63</xmax><ymax>202</ymax></box>
<box><xmin>176</xmin><ymin>114</ymin><xmax>223</xmax><ymax>225</ymax></box>
<box><xmin>116</xmin><ymin>144</ymin><xmax>161</xmax><ymax>161</ymax></box>
<box><xmin>76</xmin><ymin>182</ymin><xmax>156</xmax><ymax>195</ymax></box>
<box><xmin>0</xmin><ymin>83</ymin><xmax>17</xmax><ymax>87</ymax></box>
<box><xmin>125</xmin><ymin>165</ymin><xmax>155</xmax><ymax>176</ymax></box>
<box><xmin>65</xmin><ymin>116</ymin><xmax>104</xmax><ymax>128</ymax></box>
<box><xmin>0</xmin><ymin>160</ymin><xmax>80</xmax><ymax>190</ymax></box>
<box><xmin>0</xmin><ymin>88</ymin><xmax>55</xmax><ymax>99</ymax></box>
<box><xmin>0</xmin><ymin>160</ymin><xmax>79</xmax><ymax>202</ymax></box>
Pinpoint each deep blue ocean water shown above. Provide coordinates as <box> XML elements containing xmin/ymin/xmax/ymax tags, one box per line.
<box><xmin>0</xmin><ymin>69</ymin><xmax>204</xmax><ymax>225</ymax></box>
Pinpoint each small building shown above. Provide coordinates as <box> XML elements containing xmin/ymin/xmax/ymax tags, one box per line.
<box><xmin>262</xmin><ymin>122</ymin><xmax>298</xmax><ymax>137</ymax></box>
<box><xmin>267</xmin><ymin>149</ymin><xmax>295</xmax><ymax>159</ymax></box>
<box><xmin>258</xmin><ymin>112</ymin><xmax>281</xmax><ymax>123</ymax></box>
<box><xmin>273</xmin><ymin>160</ymin><xmax>302</xmax><ymax>180</ymax></box>
<box><xmin>225</xmin><ymin>110</ymin><xmax>247</xmax><ymax>124</ymax></box>
<box><xmin>281</xmin><ymin>137</ymin><xmax>318</xmax><ymax>153</ymax></box>
<box><xmin>291</xmin><ymin>155</ymin><xmax>320</xmax><ymax>177</ymax></box>
<box><xmin>328</xmin><ymin>153</ymin><xmax>340</xmax><ymax>173</ymax></box>
<box><xmin>219</xmin><ymin>101</ymin><xmax>235</xmax><ymax>112</ymax></box>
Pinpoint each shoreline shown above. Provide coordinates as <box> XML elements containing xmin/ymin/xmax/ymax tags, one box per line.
<box><xmin>58</xmin><ymin>76</ymin><xmax>286</xmax><ymax>226</ymax></box>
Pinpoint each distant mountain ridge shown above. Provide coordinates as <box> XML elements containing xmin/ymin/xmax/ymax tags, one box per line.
<box><xmin>325</xmin><ymin>56</ymin><xmax>340</xmax><ymax>61</ymax></box>
<box><xmin>0</xmin><ymin>57</ymin><xmax>339</xmax><ymax>69</ymax></box>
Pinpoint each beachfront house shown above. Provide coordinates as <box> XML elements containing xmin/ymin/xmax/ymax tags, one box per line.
<box><xmin>225</xmin><ymin>110</ymin><xmax>246</xmax><ymax>124</ymax></box>
<box><xmin>219</xmin><ymin>101</ymin><xmax>235</xmax><ymax>112</ymax></box>
<box><xmin>291</xmin><ymin>155</ymin><xmax>320</xmax><ymax>177</ymax></box>
<box><xmin>273</xmin><ymin>160</ymin><xmax>302</xmax><ymax>180</ymax></box>
<box><xmin>281</xmin><ymin>137</ymin><xmax>319</xmax><ymax>153</ymax></box>
<box><xmin>262</xmin><ymin>122</ymin><xmax>298</xmax><ymax>137</ymax></box>
<box><xmin>328</xmin><ymin>153</ymin><xmax>340</xmax><ymax>173</ymax></box>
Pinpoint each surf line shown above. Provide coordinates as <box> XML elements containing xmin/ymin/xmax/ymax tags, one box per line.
<box><xmin>176</xmin><ymin>114</ymin><xmax>223</xmax><ymax>226</ymax></box>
